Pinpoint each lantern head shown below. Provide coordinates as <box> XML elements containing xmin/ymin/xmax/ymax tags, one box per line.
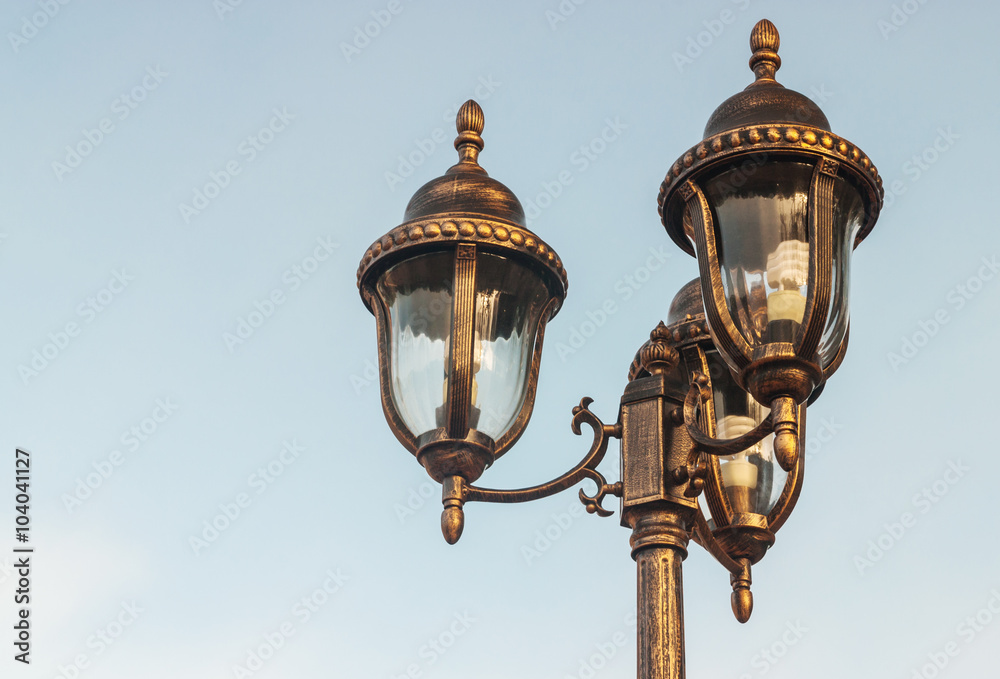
<box><xmin>357</xmin><ymin>101</ymin><xmax>567</xmax><ymax>487</ymax></box>
<box><xmin>657</xmin><ymin>19</ymin><xmax>883</xmax><ymax>408</ymax></box>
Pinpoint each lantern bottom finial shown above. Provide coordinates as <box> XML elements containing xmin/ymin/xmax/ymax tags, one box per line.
<box><xmin>441</xmin><ymin>475</ymin><xmax>466</xmax><ymax>545</ymax></box>
<box><xmin>730</xmin><ymin>558</ymin><xmax>754</xmax><ymax>623</ymax></box>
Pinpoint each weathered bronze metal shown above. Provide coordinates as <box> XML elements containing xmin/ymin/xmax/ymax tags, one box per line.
<box><xmin>439</xmin><ymin>397</ymin><xmax>621</xmax><ymax>544</ymax></box>
<box><xmin>631</xmin><ymin>278</ymin><xmax>806</xmax><ymax>624</ymax></box>
<box><xmin>657</xmin><ymin>19</ymin><xmax>883</xmax><ymax>478</ymax></box>
<box><xmin>359</xmin><ymin>18</ymin><xmax>874</xmax><ymax>679</ymax></box>
<box><xmin>357</xmin><ymin>100</ymin><xmax>567</xmax><ymax>497</ymax></box>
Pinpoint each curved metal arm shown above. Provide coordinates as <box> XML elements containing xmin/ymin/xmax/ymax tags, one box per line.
<box><xmin>464</xmin><ymin>398</ymin><xmax>621</xmax><ymax>514</ymax></box>
<box><xmin>682</xmin><ymin>376</ymin><xmax>774</xmax><ymax>456</ymax></box>
<box><xmin>438</xmin><ymin>397</ymin><xmax>622</xmax><ymax>544</ymax></box>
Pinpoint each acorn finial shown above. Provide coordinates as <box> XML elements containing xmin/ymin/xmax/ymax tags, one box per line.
<box><xmin>640</xmin><ymin>322</ymin><xmax>679</xmax><ymax>376</ymax></box>
<box><xmin>453</xmin><ymin>100</ymin><xmax>485</xmax><ymax>168</ymax></box>
<box><xmin>749</xmin><ymin>19</ymin><xmax>781</xmax><ymax>84</ymax></box>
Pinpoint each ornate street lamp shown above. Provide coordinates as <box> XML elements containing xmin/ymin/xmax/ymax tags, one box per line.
<box><xmin>657</xmin><ymin>19</ymin><xmax>883</xmax><ymax>474</ymax></box>
<box><xmin>357</xmin><ymin>101</ymin><xmax>568</xmax><ymax>543</ymax></box>
<box><xmin>356</xmin><ymin>18</ymin><xmax>881</xmax><ymax>679</ymax></box>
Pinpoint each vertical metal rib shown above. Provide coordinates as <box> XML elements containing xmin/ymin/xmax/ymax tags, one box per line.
<box><xmin>684</xmin><ymin>181</ymin><xmax>753</xmax><ymax>369</ymax></box>
<box><xmin>795</xmin><ymin>158</ymin><xmax>838</xmax><ymax>360</ymax></box>
<box><xmin>446</xmin><ymin>244</ymin><xmax>477</xmax><ymax>438</ymax></box>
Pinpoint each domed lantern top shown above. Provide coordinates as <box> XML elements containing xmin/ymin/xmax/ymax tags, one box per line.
<box><xmin>358</xmin><ymin>101</ymin><xmax>567</xmax><ymax>488</ymax></box>
<box><xmin>657</xmin><ymin>19</ymin><xmax>883</xmax><ymax>414</ymax></box>
<box><xmin>702</xmin><ymin>20</ymin><xmax>830</xmax><ymax>137</ymax></box>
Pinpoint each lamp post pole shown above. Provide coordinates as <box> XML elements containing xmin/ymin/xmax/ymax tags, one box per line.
<box><xmin>631</xmin><ymin>505</ymin><xmax>693</xmax><ymax>679</ymax></box>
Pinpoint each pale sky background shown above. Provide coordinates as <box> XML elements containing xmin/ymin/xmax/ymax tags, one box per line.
<box><xmin>1</xmin><ymin>1</ymin><xmax>998</xmax><ymax>678</ymax></box>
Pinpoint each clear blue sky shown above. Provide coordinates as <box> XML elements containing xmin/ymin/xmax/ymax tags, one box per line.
<box><xmin>1</xmin><ymin>1</ymin><xmax>998</xmax><ymax>678</ymax></box>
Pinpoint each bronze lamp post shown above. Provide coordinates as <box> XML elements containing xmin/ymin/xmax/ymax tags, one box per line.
<box><xmin>356</xmin><ymin>19</ymin><xmax>882</xmax><ymax>679</ymax></box>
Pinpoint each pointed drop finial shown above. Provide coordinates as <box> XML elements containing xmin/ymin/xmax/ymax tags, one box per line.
<box><xmin>452</xmin><ymin>100</ymin><xmax>485</xmax><ymax>170</ymax></box>
<box><xmin>441</xmin><ymin>505</ymin><xmax>464</xmax><ymax>544</ymax></box>
<box><xmin>749</xmin><ymin>19</ymin><xmax>781</xmax><ymax>84</ymax></box>
<box><xmin>730</xmin><ymin>558</ymin><xmax>754</xmax><ymax>623</ymax></box>
<box><xmin>441</xmin><ymin>475</ymin><xmax>466</xmax><ymax>544</ymax></box>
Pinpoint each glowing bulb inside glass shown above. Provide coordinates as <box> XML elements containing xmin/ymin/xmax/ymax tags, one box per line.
<box><xmin>765</xmin><ymin>240</ymin><xmax>808</xmax><ymax>323</ymax></box>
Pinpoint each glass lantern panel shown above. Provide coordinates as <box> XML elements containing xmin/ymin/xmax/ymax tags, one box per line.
<box><xmin>817</xmin><ymin>176</ymin><xmax>866</xmax><ymax>366</ymax></box>
<box><xmin>703</xmin><ymin>161</ymin><xmax>813</xmax><ymax>350</ymax></box>
<box><xmin>376</xmin><ymin>251</ymin><xmax>453</xmax><ymax>439</ymax></box>
<box><xmin>702</xmin><ymin>159</ymin><xmax>867</xmax><ymax>369</ymax></box>
<box><xmin>707</xmin><ymin>350</ymin><xmax>787</xmax><ymax>516</ymax></box>
<box><xmin>471</xmin><ymin>253</ymin><xmax>551</xmax><ymax>440</ymax></box>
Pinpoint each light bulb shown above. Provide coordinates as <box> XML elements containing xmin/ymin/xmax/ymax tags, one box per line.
<box><xmin>718</xmin><ymin>415</ymin><xmax>759</xmax><ymax>489</ymax></box>
<box><xmin>765</xmin><ymin>240</ymin><xmax>808</xmax><ymax>323</ymax></box>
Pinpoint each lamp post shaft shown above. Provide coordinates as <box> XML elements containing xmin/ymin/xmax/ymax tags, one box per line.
<box><xmin>629</xmin><ymin>504</ymin><xmax>695</xmax><ymax>679</ymax></box>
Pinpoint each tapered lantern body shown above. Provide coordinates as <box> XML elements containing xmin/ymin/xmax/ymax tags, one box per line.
<box><xmin>658</xmin><ymin>20</ymin><xmax>883</xmax><ymax>411</ymax></box>
<box><xmin>708</xmin><ymin>349</ymin><xmax>784</xmax><ymax>518</ymax></box>
<box><xmin>699</xmin><ymin>345</ymin><xmax>803</xmax><ymax>565</ymax></box>
<box><xmin>702</xmin><ymin>162</ymin><xmax>868</xmax><ymax>368</ymax></box>
<box><xmin>377</xmin><ymin>250</ymin><xmax>553</xmax><ymax>442</ymax></box>
<box><xmin>358</xmin><ymin>101</ymin><xmax>567</xmax><ymax>488</ymax></box>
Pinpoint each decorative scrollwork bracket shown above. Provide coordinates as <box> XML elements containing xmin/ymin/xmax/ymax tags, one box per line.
<box><xmin>439</xmin><ymin>398</ymin><xmax>622</xmax><ymax>544</ymax></box>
